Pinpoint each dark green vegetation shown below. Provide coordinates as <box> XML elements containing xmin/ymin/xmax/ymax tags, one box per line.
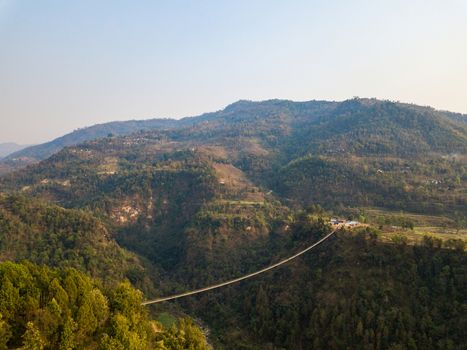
<box><xmin>273</xmin><ymin>155</ymin><xmax>466</xmax><ymax>214</ymax></box>
<box><xmin>0</xmin><ymin>194</ymin><xmax>155</xmax><ymax>289</ymax></box>
<box><xmin>0</xmin><ymin>261</ymin><xmax>209</xmax><ymax>350</ymax></box>
<box><xmin>187</xmin><ymin>228</ymin><xmax>466</xmax><ymax>349</ymax></box>
<box><xmin>0</xmin><ymin>98</ymin><xmax>466</xmax><ymax>349</ymax></box>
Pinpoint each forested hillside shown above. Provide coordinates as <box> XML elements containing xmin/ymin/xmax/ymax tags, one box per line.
<box><xmin>0</xmin><ymin>261</ymin><xmax>209</xmax><ymax>350</ymax></box>
<box><xmin>272</xmin><ymin>155</ymin><xmax>466</xmax><ymax>215</ymax></box>
<box><xmin>0</xmin><ymin>98</ymin><xmax>466</xmax><ymax>349</ymax></box>
<box><xmin>2</xmin><ymin>98</ymin><xmax>465</xmax><ymax>218</ymax></box>
<box><xmin>0</xmin><ymin>194</ymin><xmax>156</xmax><ymax>290</ymax></box>
<box><xmin>3</xmin><ymin>98</ymin><xmax>466</xmax><ymax>165</ymax></box>
<box><xmin>187</xmin><ymin>228</ymin><xmax>466</xmax><ymax>349</ymax></box>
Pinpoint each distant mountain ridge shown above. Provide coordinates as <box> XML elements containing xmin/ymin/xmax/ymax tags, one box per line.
<box><xmin>0</xmin><ymin>142</ymin><xmax>31</xmax><ymax>159</ymax></box>
<box><xmin>5</xmin><ymin>98</ymin><xmax>466</xmax><ymax>165</ymax></box>
<box><xmin>4</xmin><ymin>118</ymin><xmax>180</xmax><ymax>162</ymax></box>
<box><xmin>2</xmin><ymin>97</ymin><xmax>466</xmax><ymax>220</ymax></box>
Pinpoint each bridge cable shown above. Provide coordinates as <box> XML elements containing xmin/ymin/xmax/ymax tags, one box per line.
<box><xmin>142</xmin><ymin>228</ymin><xmax>337</xmax><ymax>305</ymax></box>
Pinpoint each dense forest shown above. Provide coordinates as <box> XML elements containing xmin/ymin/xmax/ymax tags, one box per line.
<box><xmin>0</xmin><ymin>194</ymin><xmax>156</xmax><ymax>291</ymax></box>
<box><xmin>184</xmin><ymin>228</ymin><xmax>466</xmax><ymax>349</ymax></box>
<box><xmin>0</xmin><ymin>261</ymin><xmax>209</xmax><ymax>349</ymax></box>
<box><xmin>0</xmin><ymin>99</ymin><xmax>466</xmax><ymax>349</ymax></box>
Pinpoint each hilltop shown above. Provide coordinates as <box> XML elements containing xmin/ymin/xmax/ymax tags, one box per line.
<box><xmin>2</xmin><ymin>98</ymin><xmax>465</xmax><ymax>217</ymax></box>
<box><xmin>3</xmin><ymin>98</ymin><xmax>466</xmax><ymax>166</ymax></box>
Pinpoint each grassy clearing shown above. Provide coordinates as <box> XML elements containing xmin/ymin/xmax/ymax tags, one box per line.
<box><xmin>97</xmin><ymin>156</ymin><xmax>119</xmax><ymax>175</ymax></box>
<box><xmin>378</xmin><ymin>226</ymin><xmax>466</xmax><ymax>245</ymax></box>
<box><xmin>215</xmin><ymin>199</ymin><xmax>265</xmax><ymax>206</ymax></box>
<box><xmin>362</xmin><ymin>207</ymin><xmax>455</xmax><ymax>227</ymax></box>
<box><xmin>347</xmin><ymin>207</ymin><xmax>466</xmax><ymax>247</ymax></box>
<box><xmin>156</xmin><ymin>312</ymin><xmax>177</xmax><ymax>329</ymax></box>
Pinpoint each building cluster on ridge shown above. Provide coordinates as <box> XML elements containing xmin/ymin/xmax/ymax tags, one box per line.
<box><xmin>330</xmin><ymin>218</ymin><xmax>361</xmax><ymax>228</ymax></box>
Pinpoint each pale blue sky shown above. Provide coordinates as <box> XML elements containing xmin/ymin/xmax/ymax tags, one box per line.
<box><xmin>1</xmin><ymin>0</ymin><xmax>466</xmax><ymax>143</ymax></box>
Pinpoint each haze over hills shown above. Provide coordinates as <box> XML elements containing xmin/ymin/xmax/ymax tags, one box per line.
<box><xmin>3</xmin><ymin>98</ymin><xmax>466</xmax><ymax>165</ymax></box>
<box><xmin>3</xmin><ymin>119</ymin><xmax>180</xmax><ymax>162</ymax></box>
<box><xmin>0</xmin><ymin>98</ymin><xmax>466</xmax><ymax>349</ymax></box>
<box><xmin>0</xmin><ymin>142</ymin><xmax>31</xmax><ymax>159</ymax></box>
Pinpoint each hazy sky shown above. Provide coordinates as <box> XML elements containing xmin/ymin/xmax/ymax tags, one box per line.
<box><xmin>1</xmin><ymin>0</ymin><xmax>466</xmax><ymax>144</ymax></box>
